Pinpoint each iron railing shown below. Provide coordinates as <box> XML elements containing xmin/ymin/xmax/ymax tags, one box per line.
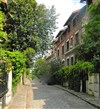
<box><xmin>0</xmin><ymin>71</ymin><xmax>8</xmax><ymax>98</ymax></box>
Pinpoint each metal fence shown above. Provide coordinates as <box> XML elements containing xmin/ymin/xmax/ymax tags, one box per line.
<box><xmin>0</xmin><ymin>72</ymin><xmax>8</xmax><ymax>98</ymax></box>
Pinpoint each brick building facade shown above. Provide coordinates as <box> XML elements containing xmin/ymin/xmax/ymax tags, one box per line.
<box><xmin>54</xmin><ymin>6</ymin><xmax>86</xmax><ymax>66</ymax></box>
<box><xmin>46</xmin><ymin>0</ymin><xmax>99</xmax><ymax>98</ymax></box>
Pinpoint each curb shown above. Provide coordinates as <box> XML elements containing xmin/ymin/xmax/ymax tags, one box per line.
<box><xmin>55</xmin><ymin>85</ymin><xmax>100</xmax><ymax>109</ymax></box>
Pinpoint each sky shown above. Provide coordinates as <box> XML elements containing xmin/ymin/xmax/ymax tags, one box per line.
<box><xmin>36</xmin><ymin>0</ymin><xmax>85</xmax><ymax>36</ymax></box>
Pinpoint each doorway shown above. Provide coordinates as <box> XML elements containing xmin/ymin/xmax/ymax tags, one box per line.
<box><xmin>82</xmin><ymin>71</ymin><xmax>88</xmax><ymax>93</ymax></box>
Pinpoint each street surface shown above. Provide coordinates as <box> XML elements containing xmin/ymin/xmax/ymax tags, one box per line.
<box><xmin>31</xmin><ymin>79</ymin><xmax>97</xmax><ymax>109</ymax></box>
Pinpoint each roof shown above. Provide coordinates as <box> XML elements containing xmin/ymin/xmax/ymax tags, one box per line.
<box><xmin>64</xmin><ymin>5</ymin><xmax>86</xmax><ymax>26</ymax></box>
<box><xmin>64</xmin><ymin>10</ymin><xmax>80</xmax><ymax>26</ymax></box>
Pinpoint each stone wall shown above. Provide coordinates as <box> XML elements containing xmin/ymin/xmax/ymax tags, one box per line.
<box><xmin>86</xmin><ymin>73</ymin><xmax>99</xmax><ymax>98</ymax></box>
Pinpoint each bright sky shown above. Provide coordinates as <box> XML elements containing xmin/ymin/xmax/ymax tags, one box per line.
<box><xmin>36</xmin><ymin>0</ymin><xmax>85</xmax><ymax>36</ymax></box>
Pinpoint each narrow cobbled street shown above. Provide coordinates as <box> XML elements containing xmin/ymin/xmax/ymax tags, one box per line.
<box><xmin>31</xmin><ymin>79</ymin><xmax>97</xmax><ymax>109</ymax></box>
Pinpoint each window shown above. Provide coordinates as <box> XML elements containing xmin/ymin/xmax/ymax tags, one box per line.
<box><xmin>62</xmin><ymin>45</ymin><xmax>64</xmax><ymax>55</ymax></box>
<box><xmin>73</xmin><ymin>19</ymin><xmax>76</xmax><ymax>26</ymax></box>
<box><xmin>68</xmin><ymin>25</ymin><xmax>70</xmax><ymax>32</ymax></box>
<box><xmin>75</xmin><ymin>32</ymin><xmax>79</xmax><ymax>45</ymax></box>
<box><xmin>62</xmin><ymin>59</ymin><xmax>65</xmax><ymax>65</ymax></box>
<box><xmin>71</xmin><ymin>57</ymin><xmax>74</xmax><ymax>65</ymax></box>
<box><xmin>75</xmin><ymin>55</ymin><xmax>77</xmax><ymax>63</ymax></box>
<box><xmin>70</xmin><ymin>37</ymin><xmax>73</xmax><ymax>49</ymax></box>
<box><xmin>67</xmin><ymin>41</ymin><xmax>69</xmax><ymax>51</ymax></box>
<box><xmin>67</xmin><ymin>58</ymin><xmax>69</xmax><ymax>66</ymax></box>
<box><xmin>57</xmin><ymin>49</ymin><xmax>59</xmax><ymax>56</ymax></box>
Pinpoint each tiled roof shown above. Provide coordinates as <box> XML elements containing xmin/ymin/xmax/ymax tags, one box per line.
<box><xmin>72</xmin><ymin>9</ymin><xmax>80</xmax><ymax>13</ymax></box>
<box><xmin>64</xmin><ymin>10</ymin><xmax>80</xmax><ymax>26</ymax></box>
<box><xmin>64</xmin><ymin>5</ymin><xmax>86</xmax><ymax>26</ymax></box>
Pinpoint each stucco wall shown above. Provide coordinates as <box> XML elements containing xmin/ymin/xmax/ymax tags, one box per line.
<box><xmin>5</xmin><ymin>70</ymin><xmax>12</xmax><ymax>106</ymax></box>
<box><xmin>86</xmin><ymin>73</ymin><xmax>99</xmax><ymax>98</ymax></box>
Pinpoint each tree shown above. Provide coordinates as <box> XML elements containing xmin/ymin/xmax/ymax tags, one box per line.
<box><xmin>0</xmin><ymin>2</ymin><xmax>7</xmax><ymax>48</ymax></box>
<box><xmin>23</xmin><ymin>47</ymin><xmax>35</xmax><ymax>68</ymax></box>
<box><xmin>76</xmin><ymin>1</ymin><xmax>100</xmax><ymax>73</ymax></box>
<box><xmin>4</xmin><ymin>0</ymin><xmax>57</xmax><ymax>53</ymax></box>
<box><xmin>34</xmin><ymin>5</ymin><xmax>58</xmax><ymax>54</ymax></box>
<box><xmin>48</xmin><ymin>59</ymin><xmax>63</xmax><ymax>75</ymax></box>
<box><xmin>4</xmin><ymin>0</ymin><xmax>38</xmax><ymax>51</ymax></box>
<box><xmin>33</xmin><ymin>58</ymin><xmax>50</xmax><ymax>77</ymax></box>
<box><xmin>3</xmin><ymin>0</ymin><xmax>58</xmax><ymax>68</ymax></box>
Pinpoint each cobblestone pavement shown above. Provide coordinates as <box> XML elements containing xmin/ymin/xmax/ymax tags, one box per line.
<box><xmin>32</xmin><ymin>79</ymin><xmax>97</xmax><ymax>109</ymax></box>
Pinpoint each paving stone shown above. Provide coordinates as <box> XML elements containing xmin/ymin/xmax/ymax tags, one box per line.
<box><xmin>31</xmin><ymin>79</ymin><xmax>97</xmax><ymax>109</ymax></box>
<box><xmin>8</xmin><ymin>79</ymin><xmax>99</xmax><ymax>109</ymax></box>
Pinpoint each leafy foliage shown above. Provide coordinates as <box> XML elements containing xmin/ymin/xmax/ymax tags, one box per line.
<box><xmin>0</xmin><ymin>3</ymin><xmax>11</xmax><ymax>85</ymax></box>
<box><xmin>0</xmin><ymin>0</ymin><xmax>30</xmax><ymax>92</ymax></box>
<box><xmin>53</xmin><ymin>61</ymin><xmax>93</xmax><ymax>85</ymax></box>
<box><xmin>0</xmin><ymin>11</ymin><xmax>7</xmax><ymax>48</ymax></box>
<box><xmin>76</xmin><ymin>1</ymin><xmax>100</xmax><ymax>73</ymax></box>
<box><xmin>0</xmin><ymin>49</ymin><xmax>26</xmax><ymax>90</ymax></box>
<box><xmin>23</xmin><ymin>47</ymin><xmax>35</xmax><ymax>68</ymax></box>
<box><xmin>4</xmin><ymin>0</ymin><xmax>57</xmax><ymax>54</ymax></box>
<box><xmin>48</xmin><ymin>59</ymin><xmax>63</xmax><ymax>74</ymax></box>
<box><xmin>33</xmin><ymin>58</ymin><xmax>50</xmax><ymax>77</ymax></box>
<box><xmin>33</xmin><ymin>58</ymin><xmax>63</xmax><ymax>85</ymax></box>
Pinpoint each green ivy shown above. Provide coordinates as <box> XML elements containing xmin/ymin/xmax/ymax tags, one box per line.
<box><xmin>75</xmin><ymin>1</ymin><xmax>100</xmax><ymax>73</ymax></box>
<box><xmin>53</xmin><ymin>61</ymin><xmax>93</xmax><ymax>91</ymax></box>
<box><xmin>0</xmin><ymin>49</ymin><xmax>27</xmax><ymax>92</ymax></box>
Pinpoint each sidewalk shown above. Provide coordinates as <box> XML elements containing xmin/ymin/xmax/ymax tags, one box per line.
<box><xmin>55</xmin><ymin>85</ymin><xmax>100</xmax><ymax>109</ymax></box>
<box><xmin>8</xmin><ymin>79</ymin><xmax>33</xmax><ymax>109</ymax></box>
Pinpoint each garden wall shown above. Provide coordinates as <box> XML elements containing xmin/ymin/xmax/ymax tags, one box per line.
<box><xmin>86</xmin><ymin>73</ymin><xmax>99</xmax><ymax>98</ymax></box>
